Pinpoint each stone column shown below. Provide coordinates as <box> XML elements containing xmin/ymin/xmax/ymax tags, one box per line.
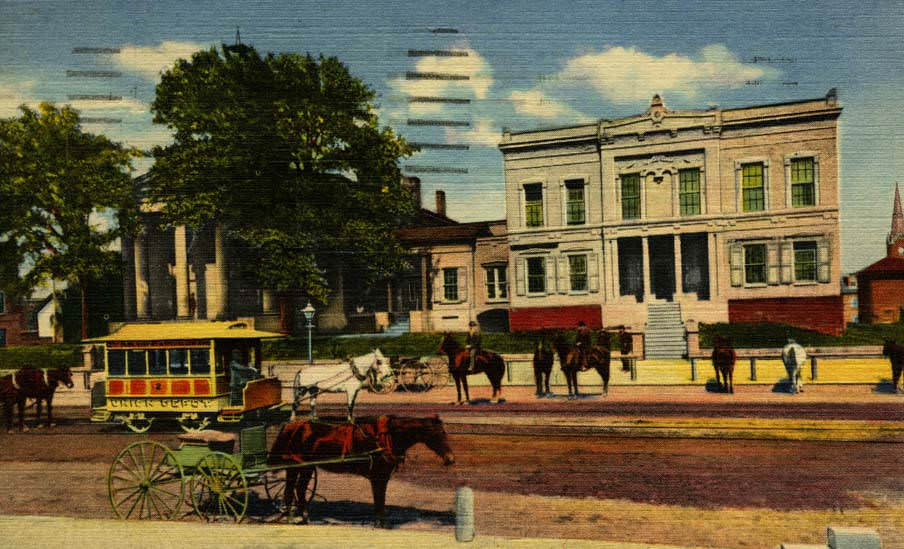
<box><xmin>209</xmin><ymin>223</ymin><xmax>229</xmax><ymax>319</ymax></box>
<box><xmin>134</xmin><ymin>229</ymin><xmax>150</xmax><ymax>319</ymax></box>
<box><xmin>708</xmin><ymin>232</ymin><xmax>719</xmax><ymax>298</ymax></box>
<box><xmin>641</xmin><ymin>236</ymin><xmax>651</xmax><ymax>302</ymax></box>
<box><xmin>673</xmin><ymin>234</ymin><xmax>683</xmax><ymax>299</ymax></box>
<box><xmin>174</xmin><ymin>225</ymin><xmax>190</xmax><ymax>318</ymax></box>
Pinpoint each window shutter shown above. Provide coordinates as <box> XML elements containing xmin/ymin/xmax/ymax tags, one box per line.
<box><xmin>515</xmin><ymin>259</ymin><xmax>526</xmax><ymax>296</ymax></box>
<box><xmin>458</xmin><ymin>267</ymin><xmax>468</xmax><ymax>302</ymax></box>
<box><xmin>780</xmin><ymin>242</ymin><xmax>793</xmax><ymax>284</ymax></box>
<box><xmin>730</xmin><ymin>243</ymin><xmax>743</xmax><ymax>287</ymax></box>
<box><xmin>588</xmin><ymin>253</ymin><xmax>600</xmax><ymax>293</ymax></box>
<box><xmin>545</xmin><ymin>257</ymin><xmax>556</xmax><ymax>295</ymax></box>
<box><xmin>767</xmin><ymin>242</ymin><xmax>779</xmax><ymax>285</ymax></box>
<box><xmin>432</xmin><ymin>271</ymin><xmax>444</xmax><ymax>303</ymax></box>
<box><xmin>557</xmin><ymin>256</ymin><xmax>568</xmax><ymax>294</ymax></box>
<box><xmin>817</xmin><ymin>239</ymin><xmax>831</xmax><ymax>283</ymax></box>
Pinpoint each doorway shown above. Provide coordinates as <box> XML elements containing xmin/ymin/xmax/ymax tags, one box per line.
<box><xmin>648</xmin><ymin>236</ymin><xmax>676</xmax><ymax>301</ymax></box>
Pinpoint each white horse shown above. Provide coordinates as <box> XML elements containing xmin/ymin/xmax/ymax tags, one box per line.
<box><xmin>781</xmin><ymin>339</ymin><xmax>807</xmax><ymax>394</ymax></box>
<box><xmin>292</xmin><ymin>349</ymin><xmax>393</xmax><ymax>422</ymax></box>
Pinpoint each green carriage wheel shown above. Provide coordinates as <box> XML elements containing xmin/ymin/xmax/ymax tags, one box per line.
<box><xmin>108</xmin><ymin>440</ymin><xmax>185</xmax><ymax>520</ymax></box>
<box><xmin>189</xmin><ymin>452</ymin><xmax>248</xmax><ymax>522</ymax></box>
<box><xmin>262</xmin><ymin>467</ymin><xmax>318</xmax><ymax>512</ymax></box>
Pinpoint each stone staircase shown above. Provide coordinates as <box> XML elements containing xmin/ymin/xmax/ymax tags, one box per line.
<box><xmin>384</xmin><ymin>317</ymin><xmax>410</xmax><ymax>336</ymax></box>
<box><xmin>644</xmin><ymin>302</ymin><xmax>687</xmax><ymax>359</ymax></box>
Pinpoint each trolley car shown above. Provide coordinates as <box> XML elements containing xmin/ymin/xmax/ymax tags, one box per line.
<box><xmin>87</xmin><ymin>321</ymin><xmax>287</xmax><ymax>433</ymax></box>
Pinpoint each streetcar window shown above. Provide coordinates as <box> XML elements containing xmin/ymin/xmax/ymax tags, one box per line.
<box><xmin>148</xmin><ymin>349</ymin><xmax>167</xmax><ymax>375</ymax></box>
<box><xmin>127</xmin><ymin>350</ymin><xmax>147</xmax><ymax>375</ymax></box>
<box><xmin>108</xmin><ymin>350</ymin><xmax>126</xmax><ymax>376</ymax></box>
<box><xmin>190</xmin><ymin>349</ymin><xmax>210</xmax><ymax>375</ymax></box>
<box><xmin>169</xmin><ymin>349</ymin><xmax>188</xmax><ymax>375</ymax></box>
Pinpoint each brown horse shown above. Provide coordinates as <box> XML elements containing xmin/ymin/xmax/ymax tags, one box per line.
<box><xmin>532</xmin><ymin>339</ymin><xmax>554</xmax><ymax>397</ymax></box>
<box><xmin>561</xmin><ymin>332</ymin><xmax>611</xmax><ymax>399</ymax></box>
<box><xmin>710</xmin><ymin>337</ymin><xmax>736</xmax><ymax>393</ymax></box>
<box><xmin>882</xmin><ymin>339</ymin><xmax>904</xmax><ymax>393</ymax></box>
<box><xmin>270</xmin><ymin>415</ymin><xmax>455</xmax><ymax>527</ymax></box>
<box><xmin>0</xmin><ymin>366</ymin><xmax>74</xmax><ymax>433</ymax></box>
<box><xmin>437</xmin><ymin>333</ymin><xmax>505</xmax><ymax>404</ymax></box>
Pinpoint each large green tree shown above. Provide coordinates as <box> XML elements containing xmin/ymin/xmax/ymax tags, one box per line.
<box><xmin>0</xmin><ymin>103</ymin><xmax>140</xmax><ymax>339</ymax></box>
<box><xmin>149</xmin><ymin>44</ymin><xmax>417</xmax><ymax>305</ymax></box>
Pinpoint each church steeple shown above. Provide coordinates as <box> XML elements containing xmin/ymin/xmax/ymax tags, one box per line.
<box><xmin>887</xmin><ymin>183</ymin><xmax>904</xmax><ymax>257</ymax></box>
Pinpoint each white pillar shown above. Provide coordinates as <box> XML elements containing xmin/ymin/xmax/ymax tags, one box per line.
<box><xmin>134</xmin><ymin>229</ymin><xmax>149</xmax><ymax>319</ymax></box>
<box><xmin>673</xmin><ymin>234</ymin><xmax>683</xmax><ymax>299</ymax></box>
<box><xmin>641</xmin><ymin>236</ymin><xmax>651</xmax><ymax>301</ymax></box>
<box><xmin>709</xmin><ymin>232</ymin><xmax>719</xmax><ymax>298</ymax></box>
<box><xmin>207</xmin><ymin>223</ymin><xmax>229</xmax><ymax>320</ymax></box>
<box><xmin>174</xmin><ymin>225</ymin><xmax>190</xmax><ymax>318</ymax></box>
<box><xmin>609</xmin><ymin>239</ymin><xmax>620</xmax><ymax>301</ymax></box>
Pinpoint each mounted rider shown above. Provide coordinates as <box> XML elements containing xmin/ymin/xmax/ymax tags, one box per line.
<box><xmin>575</xmin><ymin>321</ymin><xmax>592</xmax><ymax>371</ymax></box>
<box><xmin>466</xmin><ymin>320</ymin><xmax>482</xmax><ymax>373</ymax></box>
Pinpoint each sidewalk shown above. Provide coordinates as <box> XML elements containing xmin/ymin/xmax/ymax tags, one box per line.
<box><xmin>0</xmin><ymin>515</ymin><xmax>697</xmax><ymax>549</ymax></box>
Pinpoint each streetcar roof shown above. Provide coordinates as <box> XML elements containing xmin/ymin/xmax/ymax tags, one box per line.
<box><xmin>83</xmin><ymin>321</ymin><xmax>287</xmax><ymax>342</ymax></box>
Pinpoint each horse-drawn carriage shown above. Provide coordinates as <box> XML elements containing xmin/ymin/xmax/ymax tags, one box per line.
<box><xmin>87</xmin><ymin>321</ymin><xmax>289</xmax><ymax>433</ymax></box>
<box><xmin>368</xmin><ymin>355</ymin><xmax>450</xmax><ymax>394</ymax></box>
<box><xmin>106</xmin><ymin>415</ymin><xmax>455</xmax><ymax>524</ymax></box>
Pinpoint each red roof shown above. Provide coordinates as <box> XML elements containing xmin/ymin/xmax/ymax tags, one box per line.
<box><xmin>858</xmin><ymin>256</ymin><xmax>904</xmax><ymax>276</ymax></box>
<box><xmin>395</xmin><ymin>221</ymin><xmax>494</xmax><ymax>245</ymax></box>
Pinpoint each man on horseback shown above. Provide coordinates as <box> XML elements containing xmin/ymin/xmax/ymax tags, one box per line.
<box><xmin>575</xmin><ymin>321</ymin><xmax>592</xmax><ymax>371</ymax></box>
<box><xmin>466</xmin><ymin>321</ymin><xmax>482</xmax><ymax>373</ymax></box>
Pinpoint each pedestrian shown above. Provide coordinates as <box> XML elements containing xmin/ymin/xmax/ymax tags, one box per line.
<box><xmin>619</xmin><ymin>326</ymin><xmax>633</xmax><ymax>372</ymax></box>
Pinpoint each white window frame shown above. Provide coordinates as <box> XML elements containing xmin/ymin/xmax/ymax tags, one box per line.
<box><xmin>734</xmin><ymin>158</ymin><xmax>770</xmax><ymax>213</ymax></box>
<box><xmin>484</xmin><ymin>264</ymin><xmax>508</xmax><ymax>302</ymax></box>
<box><xmin>560</xmin><ymin>176</ymin><xmax>589</xmax><ymax>227</ymax></box>
<box><xmin>519</xmin><ymin>179</ymin><xmax>548</xmax><ymax>229</ymax></box>
<box><xmin>567</xmin><ymin>253</ymin><xmax>589</xmax><ymax>293</ymax></box>
<box><xmin>743</xmin><ymin>242</ymin><xmax>768</xmax><ymax>286</ymax></box>
<box><xmin>525</xmin><ymin>256</ymin><xmax>547</xmax><ymax>295</ymax></box>
<box><xmin>617</xmin><ymin>172</ymin><xmax>644</xmax><ymax>221</ymax></box>
<box><xmin>442</xmin><ymin>267</ymin><xmax>459</xmax><ymax>302</ymax></box>
<box><xmin>792</xmin><ymin>239</ymin><xmax>819</xmax><ymax>283</ymax></box>
<box><xmin>784</xmin><ymin>152</ymin><xmax>820</xmax><ymax>208</ymax></box>
<box><xmin>676</xmin><ymin>167</ymin><xmax>705</xmax><ymax>217</ymax></box>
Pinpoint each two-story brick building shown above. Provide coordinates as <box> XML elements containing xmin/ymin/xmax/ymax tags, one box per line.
<box><xmin>499</xmin><ymin>91</ymin><xmax>844</xmax><ymax>339</ymax></box>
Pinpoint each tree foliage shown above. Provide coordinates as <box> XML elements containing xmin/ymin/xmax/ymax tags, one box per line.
<box><xmin>149</xmin><ymin>44</ymin><xmax>417</xmax><ymax>303</ymax></box>
<box><xmin>0</xmin><ymin>103</ymin><xmax>140</xmax><ymax>298</ymax></box>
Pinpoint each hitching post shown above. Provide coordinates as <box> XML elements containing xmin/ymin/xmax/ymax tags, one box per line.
<box><xmin>690</xmin><ymin>358</ymin><xmax>697</xmax><ymax>381</ymax></box>
<box><xmin>302</xmin><ymin>302</ymin><xmax>315</xmax><ymax>364</ymax></box>
<box><xmin>810</xmin><ymin>356</ymin><xmax>818</xmax><ymax>381</ymax></box>
<box><xmin>750</xmin><ymin>358</ymin><xmax>757</xmax><ymax>381</ymax></box>
<box><xmin>455</xmin><ymin>485</ymin><xmax>475</xmax><ymax>542</ymax></box>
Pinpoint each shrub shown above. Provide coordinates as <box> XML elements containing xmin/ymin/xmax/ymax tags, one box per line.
<box><xmin>0</xmin><ymin>345</ymin><xmax>83</xmax><ymax>370</ymax></box>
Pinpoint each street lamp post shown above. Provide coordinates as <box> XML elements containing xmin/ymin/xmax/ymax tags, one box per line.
<box><xmin>302</xmin><ymin>302</ymin><xmax>316</xmax><ymax>364</ymax></box>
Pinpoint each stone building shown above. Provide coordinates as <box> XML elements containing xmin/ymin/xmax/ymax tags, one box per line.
<box><xmin>857</xmin><ymin>184</ymin><xmax>904</xmax><ymax>323</ymax></box>
<box><xmin>499</xmin><ymin>91</ymin><xmax>845</xmax><ymax>341</ymax></box>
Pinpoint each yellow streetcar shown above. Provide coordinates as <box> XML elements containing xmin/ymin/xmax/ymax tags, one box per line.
<box><xmin>86</xmin><ymin>321</ymin><xmax>287</xmax><ymax>432</ymax></box>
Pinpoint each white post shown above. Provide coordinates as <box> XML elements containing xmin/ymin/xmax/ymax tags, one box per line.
<box><xmin>455</xmin><ymin>486</ymin><xmax>475</xmax><ymax>542</ymax></box>
<box><xmin>174</xmin><ymin>225</ymin><xmax>190</xmax><ymax>318</ymax></box>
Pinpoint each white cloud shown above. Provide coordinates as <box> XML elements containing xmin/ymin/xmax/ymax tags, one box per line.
<box><xmin>113</xmin><ymin>41</ymin><xmax>210</xmax><ymax>82</ymax></box>
<box><xmin>507</xmin><ymin>89</ymin><xmax>592</xmax><ymax>122</ymax></box>
<box><xmin>444</xmin><ymin>119</ymin><xmax>501</xmax><ymax>147</ymax></box>
<box><xmin>558</xmin><ymin>44</ymin><xmax>779</xmax><ymax>104</ymax></box>
<box><xmin>0</xmin><ymin>80</ymin><xmax>38</xmax><ymax>118</ymax></box>
<box><xmin>68</xmin><ymin>96</ymin><xmax>150</xmax><ymax>116</ymax></box>
<box><xmin>387</xmin><ymin>46</ymin><xmax>494</xmax><ymax>115</ymax></box>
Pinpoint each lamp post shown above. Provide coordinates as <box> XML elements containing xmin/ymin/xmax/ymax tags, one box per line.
<box><xmin>302</xmin><ymin>302</ymin><xmax>315</xmax><ymax>364</ymax></box>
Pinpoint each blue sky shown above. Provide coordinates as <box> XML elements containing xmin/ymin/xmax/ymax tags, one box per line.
<box><xmin>2</xmin><ymin>0</ymin><xmax>902</xmax><ymax>273</ymax></box>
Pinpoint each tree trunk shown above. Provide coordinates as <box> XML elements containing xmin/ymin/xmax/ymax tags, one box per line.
<box><xmin>81</xmin><ymin>284</ymin><xmax>88</xmax><ymax>341</ymax></box>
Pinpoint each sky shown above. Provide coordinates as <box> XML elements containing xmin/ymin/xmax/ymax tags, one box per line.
<box><xmin>2</xmin><ymin>0</ymin><xmax>903</xmax><ymax>274</ymax></box>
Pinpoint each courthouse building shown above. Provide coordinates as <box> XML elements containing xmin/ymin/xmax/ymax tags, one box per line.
<box><xmin>499</xmin><ymin>91</ymin><xmax>845</xmax><ymax>341</ymax></box>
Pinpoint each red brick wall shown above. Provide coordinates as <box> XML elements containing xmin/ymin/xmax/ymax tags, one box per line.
<box><xmin>859</xmin><ymin>278</ymin><xmax>904</xmax><ymax>323</ymax></box>
<box><xmin>0</xmin><ymin>300</ymin><xmax>47</xmax><ymax>346</ymax></box>
<box><xmin>728</xmin><ymin>295</ymin><xmax>845</xmax><ymax>335</ymax></box>
<box><xmin>509</xmin><ymin>304</ymin><xmax>602</xmax><ymax>332</ymax></box>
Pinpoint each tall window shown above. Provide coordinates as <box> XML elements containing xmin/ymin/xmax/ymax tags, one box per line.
<box><xmin>190</xmin><ymin>349</ymin><xmax>210</xmax><ymax>375</ymax></box>
<box><xmin>565</xmin><ymin>180</ymin><xmax>585</xmax><ymax>225</ymax></box>
<box><xmin>569</xmin><ymin>255</ymin><xmax>588</xmax><ymax>292</ymax></box>
<box><xmin>127</xmin><ymin>350</ymin><xmax>147</xmax><ymax>376</ymax></box>
<box><xmin>108</xmin><ymin>350</ymin><xmax>126</xmax><ymax>376</ymax></box>
<box><xmin>621</xmin><ymin>174</ymin><xmax>640</xmax><ymax>219</ymax></box>
<box><xmin>744</xmin><ymin>244</ymin><xmax>766</xmax><ymax>284</ymax></box>
<box><xmin>524</xmin><ymin>183</ymin><xmax>543</xmax><ymax>227</ymax></box>
<box><xmin>791</xmin><ymin>158</ymin><xmax>815</xmax><ymax>207</ymax></box>
<box><xmin>793</xmin><ymin>241</ymin><xmax>817</xmax><ymax>281</ymax></box>
<box><xmin>679</xmin><ymin>169</ymin><xmax>701</xmax><ymax>216</ymax></box>
<box><xmin>169</xmin><ymin>349</ymin><xmax>189</xmax><ymax>376</ymax></box>
<box><xmin>148</xmin><ymin>349</ymin><xmax>167</xmax><ymax>375</ymax></box>
<box><xmin>742</xmin><ymin>163</ymin><xmax>765</xmax><ymax>212</ymax></box>
<box><xmin>443</xmin><ymin>268</ymin><xmax>459</xmax><ymax>301</ymax></box>
<box><xmin>485</xmin><ymin>266</ymin><xmax>508</xmax><ymax>300</ymax></box>
<box><xmin>527</xmin><ymin>257</ymin><xmax>546</xmax><ymax>293</ymax></box>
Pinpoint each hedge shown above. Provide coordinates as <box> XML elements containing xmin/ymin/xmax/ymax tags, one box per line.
<box><xmin>0</xmin><ymin>345</ymin><xmax>83</xmax><ymax>370</ymax></box>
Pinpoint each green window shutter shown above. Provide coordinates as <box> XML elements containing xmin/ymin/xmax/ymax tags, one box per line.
<box><xmin>588</xmin><ymin>253</ymin><xmax>599</xmax><ymax>293</ymax></box>
<box><xmin>458</xmin><ymin>267</ymin><xmax>468</xmax><ymax>303</ymax></box>
<box><xmin>557</xmin><ymin>256</ymin><xmax>568</xmax><ymax>294</ymax></box>
<box><xmin>767</xmin><ymin>242</ymin><xmax>780</xmax><ymax>285</ymax></box>
<box><xmin>780</xmin><ymin>242</ymin><xmax>793</xmax><ymax>284</ymax></box>
<box><xmin>817</xmin><ymin>239</ymin><xmax>831</xmax><ymax>283</ymax></box>
<box><xmin>730</xmin><ymin>244</ymin><xmax>743</xmax><ymax>287</ymax></box>
<box><xmin>515</xmin><ymin>259</ymin><xmax>526</xmax><ymax>296</ymax></box>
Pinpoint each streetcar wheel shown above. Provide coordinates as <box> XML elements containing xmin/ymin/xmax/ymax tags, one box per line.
<box><xmin>179</xmin><ymin>415</ymin><xmax>211</xmax><ymax>433</ymax></box>
<box><xmin>123</xmin><ymin>415</ymin><xmax>154</xmax><ymax>433</ymax></box>
<box><xmin>108</xmin><ymin>441</ymin><xmax>184</xmax><ymax>520</ymax></box>
<box><xmin>190</xmin><ymin>452</ymin><xmax>248</xmax><ymax>522</ymax></box>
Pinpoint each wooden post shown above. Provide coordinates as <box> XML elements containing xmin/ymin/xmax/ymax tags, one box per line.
<box><xmin>630</xmin><ymin>358</ymin><xmax>637</xmax><ymax>381</ymax></box>
<box><xmin>690</xmin><ymin>358</ymin><xmax>697</xmax><ymax>381</ymax></box>
<box><xmin>749</xmin><ymin>358</ymin><xmax>757</xmax><ymax>381</ymax></box>
<box><xmin>810</xmin><ymin>356</ymin><xmax>818</xmax><ymax>381</ymax></box>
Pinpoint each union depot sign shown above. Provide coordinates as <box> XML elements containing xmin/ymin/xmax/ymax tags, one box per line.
<box><xmin>106</xmin><ymin>397</ymin><xmax>224</xmax><ymax>411</ymax></box>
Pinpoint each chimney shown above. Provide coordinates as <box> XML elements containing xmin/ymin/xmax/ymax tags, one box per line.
<box><xmin>435</xmin><ymin>190</ymin><xmax>446</xmax><ymax>217</ymax></box>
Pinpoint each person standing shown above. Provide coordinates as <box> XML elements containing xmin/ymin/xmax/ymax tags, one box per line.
<box><xmin>466</xmin><ymin>321</ymin><xmax>482</xmax><ymax>374</ymax></box>
<box><xmin>619</xmin><ymin>326</ymin><xmax>634</xmax><ymax>374</ymax></box>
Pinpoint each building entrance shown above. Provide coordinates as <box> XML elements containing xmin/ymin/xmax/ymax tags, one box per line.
<box><xmin>680</xmin><ymin>233</ymin><xmax>710</xmax><ymax>300</ymax></box>
<box><xmin>649</xmin><ymin>236</ymin><xmax>676</xmax><ymax>301</ymax></box>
